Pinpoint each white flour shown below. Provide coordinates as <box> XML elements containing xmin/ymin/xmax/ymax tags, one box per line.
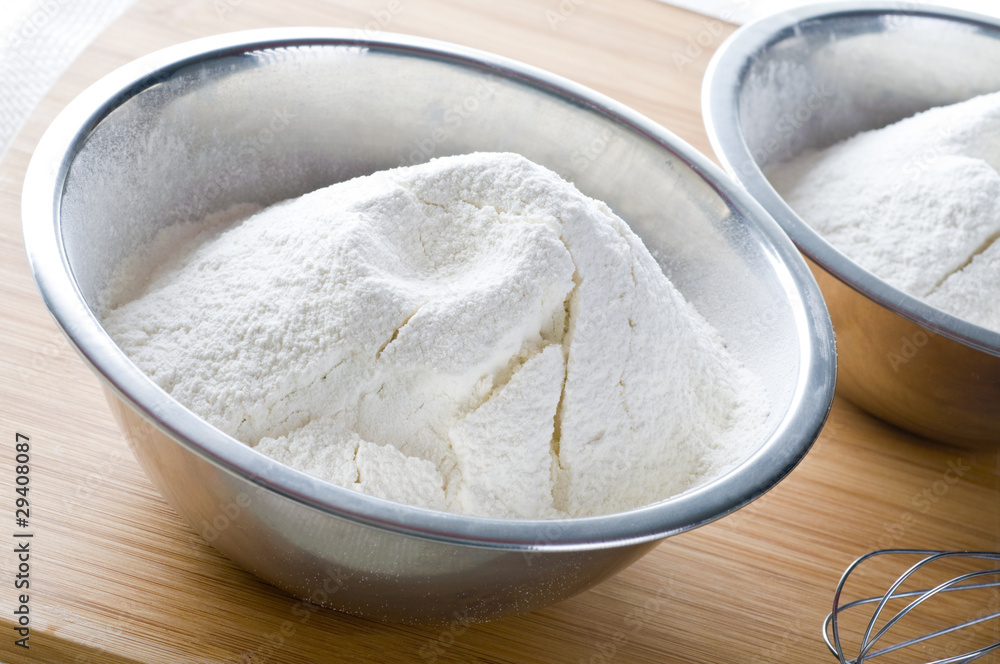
<box><xmin>101</xmin><ymin>152</ymin><xmax>768</xmax><ymax>519</ymax></box>
<box><xmin>767</xmin><ymin>91</ymin><xmax>1000</xmax><ymax>332</ymax></box>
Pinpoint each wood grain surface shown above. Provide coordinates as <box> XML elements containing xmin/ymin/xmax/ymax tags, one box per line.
<box><xmin>1</xmin><ymin>0</ymin><xmax>998</xmax><ymax>662</ymax></box>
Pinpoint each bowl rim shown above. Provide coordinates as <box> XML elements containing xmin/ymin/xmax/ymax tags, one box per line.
<box><xmin>702</xmin><ymin>0</ymin><xmax>1000</xmax><ymax>358</ymax></box>
<box><xmin>22</xmin><ymin>27</ymin><xmax>836</xmax><ymax>551</ymax></box>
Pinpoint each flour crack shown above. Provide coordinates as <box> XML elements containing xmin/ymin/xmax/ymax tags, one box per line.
<box><xmin>375</xmin><ymin>304</ymin><xmax>425</xmax><ymax>359</ymax></box>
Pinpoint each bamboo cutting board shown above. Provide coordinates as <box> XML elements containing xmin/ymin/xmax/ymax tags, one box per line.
<box><xmin>1</xmin><ymin>1</ymin><xmax>999</xmax><ymax>662</ymax></box>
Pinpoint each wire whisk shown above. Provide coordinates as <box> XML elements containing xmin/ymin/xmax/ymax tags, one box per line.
<box><xmin>824</xmin><ymin>549</ymin><xmax>1000</xmax><ymax>664</ymax></box>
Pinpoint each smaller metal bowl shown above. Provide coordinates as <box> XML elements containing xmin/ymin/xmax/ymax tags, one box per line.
<box><xmin>703</xmin><ymin>2</ymin><xmax>1000</xmax><ymax>447</ymax></box>
<box><xmin>23</xmin><ymin>29</ymin><xmax>835</xmax><ymax>623</ymax></box>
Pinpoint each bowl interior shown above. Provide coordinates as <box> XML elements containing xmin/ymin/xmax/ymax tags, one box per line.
<box><xmin>705</xmin><ymin>4</ymin><xmax>1000</xmax><ymax>356</ymax></box>
<box><xmin>739</xmin><ymin>8</ymin><xmax>1000</xmax><ymax>170</ymax></box>
<box><xmin>40</xmin><ymin>31</ymin><xmax>831</xmax><ymax>542</ymax></box>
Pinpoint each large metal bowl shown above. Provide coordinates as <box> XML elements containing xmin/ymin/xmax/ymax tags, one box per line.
<box><xmin>22</xmin><ymin>29</ymin><xmax>835</xmax><ymax>623</ymax></box>
<box><xmin>703</xmin><ymin>2</ymin><xmax>1000</xmax><ymax>448</ymax></box>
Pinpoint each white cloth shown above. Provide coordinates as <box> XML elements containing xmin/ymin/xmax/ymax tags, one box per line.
<box><xmin>662</xmin><ymin>0</ymin><xmax>1000</xmax><ymax>25</ymax></box>
<box><xmin>0</xmin><ymin>0</ymin><xmax>137</xmax><ymax>160</ymax></box>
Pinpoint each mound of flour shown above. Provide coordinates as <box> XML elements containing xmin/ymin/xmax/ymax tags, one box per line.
<box><xmin>101</xmin><ymin>152</ymin><xmax>768</xmax><ymax>519</ymax></box>
<box><xmin>767</xmin><ymin>91</ymin><xmax>1000</xmax><ymax>332</ymax></box>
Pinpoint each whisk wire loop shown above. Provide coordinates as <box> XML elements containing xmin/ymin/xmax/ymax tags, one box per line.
<box><xmin>824</xmin><ymin>549</ymin><xmax>1000</xmax><ymax>664</ymax></box>
<box><xmin>862</xmin><ymin>566</ymin><xmax>1000</xmax><ymax>661</ymax></box>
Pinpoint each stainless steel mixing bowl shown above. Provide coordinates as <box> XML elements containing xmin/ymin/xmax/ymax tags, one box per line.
<box><xmin>22</xmin><ymin>28</ymin><xmax>835</xmax><ymax>623</ymax></box>
<box><xmin>703</xmin><ymin>2</ymin><xmax>1000</xmax><ymax>448</ymax></box>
